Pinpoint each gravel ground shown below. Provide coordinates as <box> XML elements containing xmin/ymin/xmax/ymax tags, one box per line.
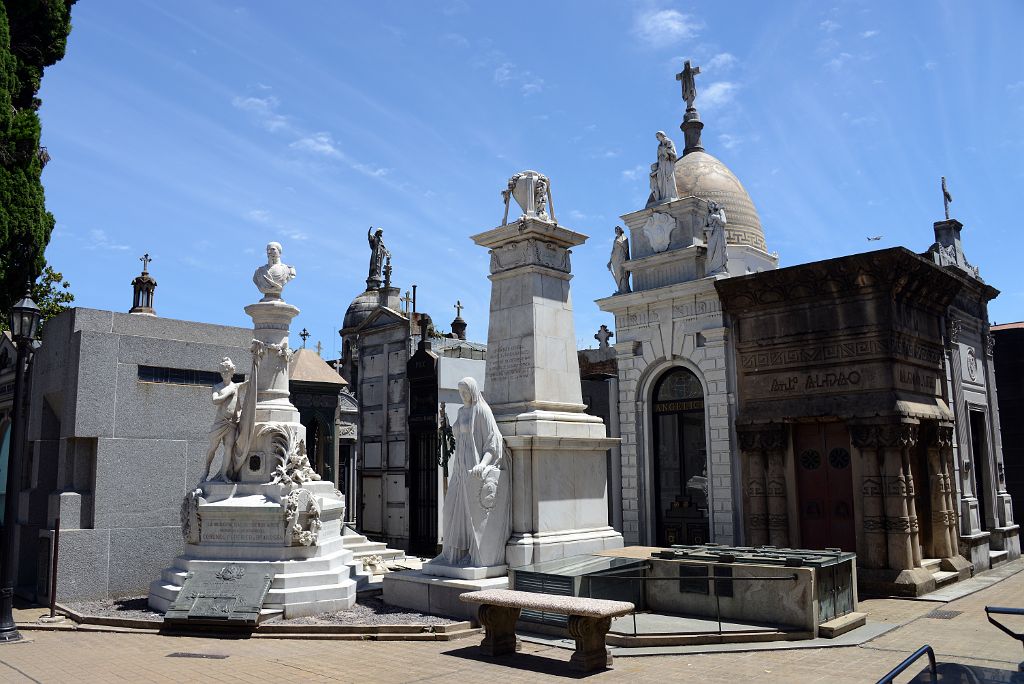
<box><xmin>63</xmin><ymin>594</ymin><xmax>458</xmax><ymax>627</ymax></box>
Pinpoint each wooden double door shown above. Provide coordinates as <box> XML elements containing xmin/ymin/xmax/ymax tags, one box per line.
<box><xmin>793</xmin><ymin>423</ymin><xmax>856</xmax><ymax>552</ymax></box>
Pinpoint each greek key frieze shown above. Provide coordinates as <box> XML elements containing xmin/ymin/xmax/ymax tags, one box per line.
<box><xmin>673</xmin><ymin>299</ymin><xmax>722</xmax><ymax>319</ymax></box>
<box><xmin>739</xmin><ymin>334</ymin><xmax>943</xmax><ymax>371</ymax></box>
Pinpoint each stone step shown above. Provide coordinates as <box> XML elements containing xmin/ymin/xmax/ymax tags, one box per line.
<box><xmin>921</xmin><ymin>558</ymin><xmax>942</xmax><ymax>573</ymax></box>
<box><xmin>990</xmin><ymin>549</ymin><xmax>1009</xmax><ymax>568</ymax></box>
<box><xmin>172</xmin><ymin>547</ymin><xmax>355</xmax><ymax>575</ymax></box>
<box><xmin>932</xmin><ymin>570</ymin><xmax>959</xmax><ymax>588</ymax></box>
<box><xmin>265</xmin><ymin>579</ymin><xmax>357</xmax><ymax>606</ymax></box>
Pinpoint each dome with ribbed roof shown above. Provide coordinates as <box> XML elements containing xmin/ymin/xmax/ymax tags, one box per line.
<box><xmin>342</xmin><ymin>289</ymin><xmax>378</xmax><ymax>332</ymax></box>
<box><xmin>673</xmin><ymin>150</ymin><xmax>767</xmax><ymax>252</ymax></box>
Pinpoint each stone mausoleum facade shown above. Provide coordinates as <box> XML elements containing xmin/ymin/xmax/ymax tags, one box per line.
<box><xmin>597</xmin><ymin>67</ymin><xmax>1017</xmax><ymax>595</ymax></box>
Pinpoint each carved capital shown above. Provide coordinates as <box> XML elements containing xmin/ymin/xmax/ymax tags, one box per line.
<box><xmin>489</xmin><ymin>238</ymin><xmax>571</xmax><ymax>275</ymax></box>
<box><xmin>738</xmin><ymin>425</ymin><xmax>786</xmax><ymax>452</ymax></box>
<box><xmin>851</xmin><ymin>422</ymin><xmax>918</xmax><ymax>449</ymax></box>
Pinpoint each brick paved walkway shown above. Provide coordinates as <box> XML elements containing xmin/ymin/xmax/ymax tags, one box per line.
<box><xmin>0</xmin><ymin>566</ymin><xmax>1021</xmax><ymax>683</ymax></box>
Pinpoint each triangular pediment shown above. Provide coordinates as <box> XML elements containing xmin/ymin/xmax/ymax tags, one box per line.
<box><xmin>353</xmin><ymin>306</ymin><xmax>408</xmax><ymax>334</ymax></box>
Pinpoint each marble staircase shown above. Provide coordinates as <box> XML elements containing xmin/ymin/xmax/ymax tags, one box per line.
<box><xmin>340</xmin><ymin>527</ymin><xmax>407</xmax><ymax>589</ymax></box>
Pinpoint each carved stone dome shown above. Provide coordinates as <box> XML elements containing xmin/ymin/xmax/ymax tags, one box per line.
<box><xmin>342</xmin><ymin>289</ymin><xmax>378</xmax><ymax>333</ymax></box>
<box><xmin>673</xmin><ymin>150</ymin><xmax>767</xmax><ymax>252</ymax></box>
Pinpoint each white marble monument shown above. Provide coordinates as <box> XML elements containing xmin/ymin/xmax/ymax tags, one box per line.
<box><xmin>148</xmin><ymin>242</ymin><xmax>358</xmax><ymax>619</ymax></box>
<box><xmin>475</xmin><ymin>171</ymin><xmax>624</xmax><ymax>567</ymax></box>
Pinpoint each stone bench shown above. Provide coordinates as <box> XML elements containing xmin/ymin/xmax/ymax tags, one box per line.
<box><xmin>459</xmin><ymin>589</ymin><xmax>635</xmax><ymax>672</ymax></box>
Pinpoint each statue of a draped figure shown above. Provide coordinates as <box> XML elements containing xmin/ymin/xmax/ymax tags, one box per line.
<box><xmin>433</xmin><ymin>377</ymin><xmax>511</xmax><ymax>570</ymax></box>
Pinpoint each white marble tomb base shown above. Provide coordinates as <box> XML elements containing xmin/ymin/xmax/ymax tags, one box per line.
<box><xmin>382</xmin><ymin>570</ymin><xmax>508</xmax><ymax>621</ymax></box>
<box><xmin>148</xmin><ymin>481</ymin><xmax>358</xmax><ymax>619</ymax></box>
<box><xmin>420</xmin><ymin>560</ymin><xmax>508</xmax><ymax>580</ymax></box>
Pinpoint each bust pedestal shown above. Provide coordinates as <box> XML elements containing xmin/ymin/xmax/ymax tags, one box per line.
<box><xmin>472</xmin><ymin>217</ymin><xmax>623</xmax><ymax>567</ymax></box>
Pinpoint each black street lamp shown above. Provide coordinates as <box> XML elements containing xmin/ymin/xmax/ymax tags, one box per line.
<box><xmin>0</xmin><ymin>284</ymin><xmax>41</xmax><ymax>643</ymax></box>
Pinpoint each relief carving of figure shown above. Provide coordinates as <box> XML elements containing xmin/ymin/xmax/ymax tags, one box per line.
<box><xmin>608</xmin><ymin>225</ymin><xmax>631</xmax><ymax>294</ymax></box>
<box><xmin>367</xmin><ymin>227</ymin><xmax>390</xmax><ymax>284</ymax></box>
<box><xmin>204</xmin><ymin>357</ymin><xmax>250</xmax><ymax>481</ymax></box>
<box><xmin>705</xmin><ymin>201</ymin><xmax>728</xmax><ymax>275</ymax></box>
<box><xmin>252</xmin><ymin>241</ymin><xmax>296</xmax><ymax>301</ymax></box>
<box><xmin>435</xmin><ymin>377</ymin><xmax>511</xmax><ymax>568</ymax></box>
<box><xmin>650</xmin><ymin>131</ymin><xmax>678</xmax><ymax>204</ymax></box>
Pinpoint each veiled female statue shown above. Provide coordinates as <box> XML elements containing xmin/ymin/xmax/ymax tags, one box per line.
<box><xmin>650</xmin><ymin>131</ymin><xmax>679</xmax><ymax>204</ymax></box>
<box><xmin>436</xmin><ymin>377</ymin><xmax>511</xmax><ymax>568</ymax></box>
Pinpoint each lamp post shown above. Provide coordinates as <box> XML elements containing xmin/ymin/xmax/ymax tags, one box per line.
<box><xmin>0</xmin><ymin>285</ymin><xmax>41</xmax><ymax>643</ymax></box>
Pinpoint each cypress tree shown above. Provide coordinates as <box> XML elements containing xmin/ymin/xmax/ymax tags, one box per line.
<box><xmin>0</xmin><ymin>0</ymin><xmax>74</xmax><ymax>313</ymax></box>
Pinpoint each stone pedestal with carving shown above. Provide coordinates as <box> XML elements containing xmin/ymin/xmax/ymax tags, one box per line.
<box><xmin>149</xmin><ymin>266</ymin><xmax>358</xmax><ymax>619</ymax></box>
<box><xmin>472</xmin><ymin>216</ymin><xmax>624</xmax><ymax>567</ymax></box>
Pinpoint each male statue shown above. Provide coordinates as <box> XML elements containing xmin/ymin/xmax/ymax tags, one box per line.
<box><xmin>252</xmin><ymin>241</ymin><xmax>296</xmax><ymax>300</ymax></box>
<box><xmin>204</xmin><ymin>357</ymin><xmax>248</xmax><ymax>481</ymax></box>
<box><xmin>367</xmin><ymin>227</ymin><xmax>390</xmax><ymax>284</ymax></box>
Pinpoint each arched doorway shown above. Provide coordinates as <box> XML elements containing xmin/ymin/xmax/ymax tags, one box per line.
<box><xmin>651</xmin><ymin>367</ymin><xmax>709</xmax><ymax>546</ymax></box>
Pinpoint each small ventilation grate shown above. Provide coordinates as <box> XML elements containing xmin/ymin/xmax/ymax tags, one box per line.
<box><xmin>166</xmin><ymin>653</ymin><xmax>230</xmax><ymax>659</ymax></box>
<box><xmin>925</xmin><ymin>610</ymin><xmax>962</xmax><ymax>620</ymax></box>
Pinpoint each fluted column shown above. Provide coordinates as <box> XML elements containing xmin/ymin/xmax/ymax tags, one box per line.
<box><xmin>852</xmin><ymin>425</ymin><xmax>888</xmax><ymax>569</ymax></box>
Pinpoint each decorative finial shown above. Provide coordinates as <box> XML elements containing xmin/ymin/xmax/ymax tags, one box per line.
<box><xmin>140</xmin><ymin>253</ymin><xmax>152</xmax><ymax>273</ymax></box>
<box><xmin>454</xmin><ymin>300</ymin><xmax>464</xmax><ymax>318</ymax></box>
<box><xmin>675</xmin><ymin>60</ymin><xmax>704</xmax><ymax>155</ymax></box>
<box><xmin>299</xmin><ymin>328</ymin><xmax>310</xmax><ymax>348</ymax></box>
<box><xmin>595</xmin><ymin>324</ymin><xmax>613</xmax><ymax>350</ymax></box>
<box><xmin>502</xmin><ymin>170</ymin><xmax>555</xmax><ymax>225</ymax></box>
<box><xmin>315</xmin><ymin>340</ymin><xmax>323</xmax><ymax>356</ymax></box>
<box><xmin>401</xmin><ymin>290</ymin><xmax>412</xmax><ymax>313</ymax></box>
<box><xmin>383</xmin><ymin>256</ymin><xmax>393</xmax><ymax>290</ymax></box>
<box><xmin>942</xmin><ymin>176</ymin><xmax>953</xmax><ymax>220</ymax></box>
<box><xmin>451</xmin><ymin>300</ymin><xmax>467</xmax><ymax>340</ymax></box>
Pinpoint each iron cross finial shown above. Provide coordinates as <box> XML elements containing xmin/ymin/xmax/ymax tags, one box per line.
<box><xmin>140</xmin><ymin>253</ymin><xmax>152</xmax><ymax>272</ymax></box>
<box><xmin>299</xmin><ymin>328</ymin><xmax>310</xmax><ymax>348</ymax></box>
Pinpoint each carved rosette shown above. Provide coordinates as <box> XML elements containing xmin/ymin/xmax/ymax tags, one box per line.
<box><xmin>489</xmin><ymin>236</ymin><xmax>571</xmax><ymax>275</ymax></box>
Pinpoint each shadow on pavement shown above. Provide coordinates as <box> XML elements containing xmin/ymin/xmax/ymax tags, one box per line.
<box><xmin>442</xmin><ymin>645</ymin><xmax>604</xmax><ymax>679</ymax></box>
<box><xmin>908</xmin><ymin>662</ymin><xmax>1024</xmax><ymax>683</ymax></box>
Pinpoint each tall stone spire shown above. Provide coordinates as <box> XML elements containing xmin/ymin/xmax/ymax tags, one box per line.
<box><xmin>675</xmin><ymin>60</ymin><xmax>704</xmax><ymax>156</ymax></box>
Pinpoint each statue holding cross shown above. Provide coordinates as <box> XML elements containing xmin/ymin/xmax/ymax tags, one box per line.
<box><xmin>676</xmin><ymin>60</ymin><xmax>701</xmax><ymax>110</ymax></box>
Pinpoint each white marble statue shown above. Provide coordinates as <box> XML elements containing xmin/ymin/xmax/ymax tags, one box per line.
<box><xmin>203</xmin><ymin>357</ymin><xmax>250</xmax><ymax>480</ymax></box>
<box><xmin>705</xmin><ymin>201</ymin><xmax>728</xmax><ymax>275</ymax></box>
<box><xmin>436</xmin><ymin>377</ymin><xmax>511</xmax><ymax>568</ymax></box>
<box><xmin>608</xmin><ymin>225</ymin><xmax>631</xmax><ymax>294</ymax></box>
<box><xmin>253</xmin><ymin>241</ymin><xmax>296</xmax><ymax>301</ymax></box>
<box><xmin>650</xmin><ymin>131</ymin><xmax>679</xmax><ymax>204</ymax></box>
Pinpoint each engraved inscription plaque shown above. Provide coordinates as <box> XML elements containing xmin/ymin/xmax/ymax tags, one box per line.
<box><xmin>164</xmin><ymin>564</ymin><xmax>273</xmax><ymax>626</ymax></box>
<box><xmin>201</xmin><ymin>518</ymin><xmax>284</xmax><ymax>545</ymax></box>
<box><xmin>486</xmin><ymin>341</ymin><xmax>533</xmax><ymax>381</ymax></box>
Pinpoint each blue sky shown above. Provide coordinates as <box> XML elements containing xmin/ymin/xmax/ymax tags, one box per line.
<box><xmin>36</xmin><ymin>1</ymin><xmax>1024</xmax><ymax>355</ymax></box>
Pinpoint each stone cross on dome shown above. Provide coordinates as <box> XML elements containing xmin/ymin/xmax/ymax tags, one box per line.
<box><xmin>675</xmin><ymin>60</ymin><xmax>700</xmax><ymax>110</ymax></box>
<box><xmin>140</xmin><ymin>253</ymin><xmax>152</xmax><ymax>273</ymax></box>
<box><xmin>454</xmin><ymin>300</ymin><xmax>464</xmax><ymax>318</ymax></box>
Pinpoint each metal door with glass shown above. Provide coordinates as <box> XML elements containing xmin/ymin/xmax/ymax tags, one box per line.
<box><xmin>651</xmin><ymin>368</ymin><xmax>709</xmax><ymax>546</ymax></box>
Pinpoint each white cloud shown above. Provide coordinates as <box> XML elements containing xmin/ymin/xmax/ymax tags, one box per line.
<box><xmin>86</xmin><ymin>228</ymin><xmax>130</xmax><ymax>251</ymax></box>
<box><xmin>718</xmin><ymin>133</ymin><xmax>743</xmax><ymax>150</ymax></box>
<box><xmin>246</xmin><ymin>209</ymin><xmax>272</xmax><ymax>224</ymax></box>
<box><xmin>825</xmin><ymin>52</ymin><xmax>854</xmax><ymax>72</ymax></box>
<box><xmin>1007</xmin><ymin>81</ymin><xmax>1024</xmax><ymax>92</ymax></box>
<box><xmin>621</xmin><ymin>164</ymin><xmax>646</xmax><ymax>181</ymax></box>
<box><xmin>632</xmin><ymin>9</ymin><xmax>703</xmax><ymax>48</ymax></box>
<box><xmin>290</xmin><ymin>132</ymin><xmax>341</xmax><ymax>157</ymax></box>
<box><xmin>441</xmin><ymin>32</ymin><xmax>469</xmax><ymax>48</ymax></box>
<box><xmin>231</xmin><ymin>95</ymin><xmax>290</xmax><ymax>132</ymax></box>
<box><xmin>701</xmin><ymin>81</ymin><xmax>738</xmax><ymax>109</ymax></box>
<box><xmin>819</xmin><ymin>19</ymin><xmax>841</xmax><ymax>33</ymax></box>
<box><xmin>521</xmin><ymin>78</ymin><xmax>545</xmax><ymax>96</ymax></box>
<box><xmin>705</xmin><ymin>52</ymin><xmax>737</xmax><ymax>73</ymax></box>
<box><xmin>493</xmin><ymin>63</ymin><xmax>514</xmax><ymax>84</ymax></box>
<box><xmin>924</xmin><ymin>60</ymin><xmax>938</xmax><ymax>70</ymax></box>
<box><xmin>860</xmin><ymin>30</ymin><xmax>879</xmax><ymax>38</ymax></box>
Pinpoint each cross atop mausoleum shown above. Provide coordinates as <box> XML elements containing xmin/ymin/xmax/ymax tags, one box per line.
<box><xmin>299</xmin><ymin>327</ymin><xmax>310</xmax><ymax>348</ymax></box>
<box><xmin>140</xmin><ymin>253</ymin><xmax>152</xmax><ymax>273</ymax></box>
<box><xmin>454</xmin><ymin>300</ymin><xmax>464</xmax><ymax>318</ymax></box>
<box><xmin>675</xmin><ymin>60</ymin><xmax>700</xmax><ymax>110</ymax></box>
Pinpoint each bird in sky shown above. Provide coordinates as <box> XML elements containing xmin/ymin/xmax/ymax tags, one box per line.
<box><xmin>867</xmin><ymin>236</ymin><xmax>883</xmax><ymax>241</ymax></box>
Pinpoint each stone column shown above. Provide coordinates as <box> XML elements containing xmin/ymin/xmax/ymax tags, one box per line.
<box><xmin>937</xmin><ymin>425</ymin><xmax>960</xmax><ymax>552</ymax></box>
<box><xmin>244</xmin><ymin>299</ymin><xmax>300</xmax><ymax>422</ymax></box>
<box><xmin>763</xmin><ymin>428</ymin><xmax>790</xmax><ymax>548</ymax></box>
<box><xmin>852</xmin><ymin>424</ymin><xmax>888</xmax><ymax>569</ymax></box>
<box><xmin>880</xmin><ymin>423</ymin><xmax>918</xmax><ymax>571</ymax></box>
<box><xmin>903</xmin><ymin>447</ymin><xmax>923</xmax><ymax>568</ymax></box>
<box><xmin>738</xmin><ymin>427</ymin><xmax>779</xmax><ymax>548</ymax></box>
<box><xmin>926</xmin><ymin>427</ymin><xmax>954</xmax><ymax>559</ymax></box>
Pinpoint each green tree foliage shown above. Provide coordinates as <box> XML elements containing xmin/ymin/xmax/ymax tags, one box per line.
<box><xmin>0</xmin><ymin>264</ymin><xmax>74</xmax><ymax>334</ymax></box>
<box><xmin>0</xmin><ymin>0</ymin><xmax>75</xmax><ymax>316</ymax></box>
